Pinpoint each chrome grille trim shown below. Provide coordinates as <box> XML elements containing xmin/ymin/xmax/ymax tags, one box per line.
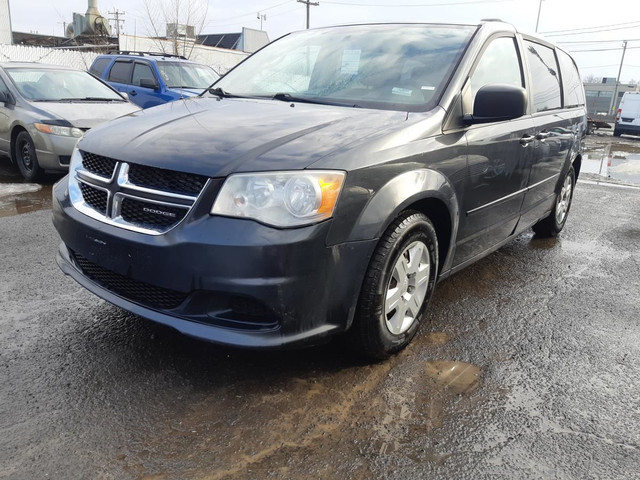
<box><xmin>117</xmin><ymin>163</ymin><xmax>198</xmax><ymax>202</ymax></box>
<box><xmin>68</xmin><ymin>149</ymin><xmax>209</xmax><ymax>236</ymax></box>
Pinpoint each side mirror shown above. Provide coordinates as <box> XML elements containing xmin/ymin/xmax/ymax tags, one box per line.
<box><xmin>119</xmin><ymin>92</ymin><xmax>130</xmax><ymax>101</ymax></box>
<box><xmin>464</xmin><ymin>84</ymin><xmax>527</xmax><ymax>125</ymax></box>
<box><xmin>139</xmin><ymin>78</ymin><xmax>159</xmax><ymax>90</ymax></box>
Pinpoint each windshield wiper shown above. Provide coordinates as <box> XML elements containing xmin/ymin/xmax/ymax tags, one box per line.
<box><xmin>59</xmin><ymin>97</ymin><xmax>123</xmax><ymax>102</ymax></box>
<box><xmin>272</xmin><ymin>92</ymin><xmax>360</xmax><ymax>108</ymax></box>
<box><xmin>207</xmin><ymin>87</ymin><xmax>237</xmax><ymax>98</ymax></box>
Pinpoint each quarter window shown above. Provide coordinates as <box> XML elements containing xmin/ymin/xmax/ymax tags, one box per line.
<box><xmin>470</xmin><ymin>37</ymin><xmax>523</xmax><ymax>95</ymax></box>
<box><xmin>108</xmin><ymin>61</ymin><xmax>133</xmax><ymax>84</ymax></box>
<box><xmin>557</xmin><ymin>50</ymin><xmax>585</xmax><ymax>107</ymax></box>
<box><xmin>524</xmin><ymin>41</ymin><xmax>561</xmax><ymax>112</ymax></box>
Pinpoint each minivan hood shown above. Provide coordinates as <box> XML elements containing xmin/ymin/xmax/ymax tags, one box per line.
<box><xmin>31</xmin><ymin>101</ymin><xmax>139</xmax><ymax>129</ymax></box>
<box><xmin>78</xmin><ymin>97</ymin><xmax>413</xmax><ymax>178</ymax></box>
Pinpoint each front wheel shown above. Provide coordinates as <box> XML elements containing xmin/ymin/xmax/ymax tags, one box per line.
<box><xmin>349</xmin><ymin>211</ymin><xmax>439</xmax><ymax>360</ymax></box>
<box><xmin>532</xmin><ymin>166</ymin><xmax>575</xmax><ymax>237</ymax></box>
<box><xmin>14</xmin><ymin>131</ymin><xmax>44</xmax><ymax>182</ymax></box>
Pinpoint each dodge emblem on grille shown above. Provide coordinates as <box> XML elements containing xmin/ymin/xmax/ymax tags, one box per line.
<box><xmin>143</xmin><ymin>207</ymin><xmax>177</xmax><ymax>218</ymax></box>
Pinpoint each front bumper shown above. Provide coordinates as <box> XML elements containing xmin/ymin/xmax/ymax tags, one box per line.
<box><xmin>52</xmin><ymin>176</ymin><xmax>377</xmax><ymax>348</ymax></box>
<box><xmin>32</xmin><ymin>129</ymin><xmax>78</xmax><ymax>171</ymax></box>
<box><xmin>614</xmin><ymin>123</ymin><xmax>640</xmax><ymax>136</ymax></box>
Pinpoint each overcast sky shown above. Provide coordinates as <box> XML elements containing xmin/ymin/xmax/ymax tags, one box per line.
<box><xmin>7</xmin><ymin>0</ymin><xmax>640</xmax><ymax>82</ymax></box>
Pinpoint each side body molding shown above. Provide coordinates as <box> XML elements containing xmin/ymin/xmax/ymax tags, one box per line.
<box><xmin>345</xmin><ymin>168</ymin><xmax>460</xmax><ymax>276</ymax></box>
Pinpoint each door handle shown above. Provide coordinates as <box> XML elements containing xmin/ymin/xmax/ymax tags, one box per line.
<box><xmin>520</xmin><ymin>135</ymin><xmax>535</xmax><ymax>146</ymax></box>
<box><xmin>536</xmin><ymin>131</ymin><xmax>550</xmax><ymax>140</ymax></box>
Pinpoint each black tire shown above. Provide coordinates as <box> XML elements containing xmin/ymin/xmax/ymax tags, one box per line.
<box><xmin>14</xmin><ymin>131</ymin><xmax>44</xmax><ymax>182</ymax></box>
<box><xmin>532</xmin><ymin>166</ymin><xmax>575</xmax><ymax>237</ymax></box>
<box><xmin>349</xmin><ymin>211</ymin><xmax>439</xmax><ymax>360</ymax></box>
<box><xmin>613</xmin><ymin>129</ymin><xmax>621</xmax><ymax>137</ymax></box>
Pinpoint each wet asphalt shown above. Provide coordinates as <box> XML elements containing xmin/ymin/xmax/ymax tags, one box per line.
<box><xmin>1</xmin><ymin>136</ymin><xmax>639</xmax><ymax>479</ymax></box>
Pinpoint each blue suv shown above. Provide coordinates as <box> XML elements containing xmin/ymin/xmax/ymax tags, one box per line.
<box><xmin>89</xmin><ymin>51</ymin><xmax>219</xmax><ymax>109</ymax></box>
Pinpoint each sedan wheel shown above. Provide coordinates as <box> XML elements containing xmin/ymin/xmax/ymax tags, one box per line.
<box><xmin>14</xmin><ymin>131</ymin><xmax>44</xmax><ymax>182</ymax></box>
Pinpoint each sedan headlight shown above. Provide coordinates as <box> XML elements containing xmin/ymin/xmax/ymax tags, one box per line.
<box><xmin>211</xmin><ymin>171</ymin><xmax>346</xmax><ymax>227</ymax></box>
<box><xmin>34</xmin><ymin>122</ymin><xmax>84</xmax><ymax>138</ymax></box>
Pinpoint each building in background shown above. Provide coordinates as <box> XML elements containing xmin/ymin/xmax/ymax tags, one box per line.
<box><xmin>0</xmin><ymin>0</ymin><xmax>13</xmax><ymax>44</ymax></box>
<box><xmin>584</xmin><ymin>78</ymin><xmax>639</xmax><ymax>118</ymax></box>
<box><xmin>198</xmin><ymin>27</ymin><xmax>269</xmax><ymax>54</ymax></box>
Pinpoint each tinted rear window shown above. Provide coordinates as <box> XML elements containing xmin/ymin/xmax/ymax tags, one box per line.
<box><xmin>108</xmin><ymin>61</ymin><xmax>132</xmax><ymax>84</ymax></box>
<box><xmin>90</xmin><ymin>58</ymin><xmax>112</xmax><ymax>77</ymax></box>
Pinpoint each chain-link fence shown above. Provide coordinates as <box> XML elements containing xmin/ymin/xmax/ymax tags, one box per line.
<box><xmin>0</xmin><ymin>38</ymin><xmax>248</xmax><ymax>75</ymax></box>
<box><xmin>0</xmin><ymin>44</ymin><xmax>99</xmax><ymax>70</ymax></box>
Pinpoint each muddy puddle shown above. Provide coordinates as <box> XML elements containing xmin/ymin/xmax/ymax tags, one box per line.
<box><xmin>0</xmin><ymin>182</ymin><xmax>52</xmax><ymax>218</ymax></box>
<box><xmin>583</xmin><ymin>136</ymin><xmax>640</xmax><ymax>185</ymax></box>
<box><xmin>0</xmin><ymin>164</ymin><xmax>54</xmax><ymax>218</ymax></box>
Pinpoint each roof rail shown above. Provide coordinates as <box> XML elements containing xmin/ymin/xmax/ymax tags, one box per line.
<box><xmin>106</xmin><ymin>50</ymin><xmax>188</xmax><ymax>60</ymax></box>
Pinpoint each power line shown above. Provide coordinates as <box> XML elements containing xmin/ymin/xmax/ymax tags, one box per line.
<box><xmin>208</xmin><ymin>0</ymin><xmax>293</xmax><ymax>23</ymax></box>
<box><xmin>568</xmin><ymin>46</ymin><xmax>640</xmax><ymax>53</ymax></box>
<box><xmin>539</xmin><ymin>20</ymin><xmax>640</xmax><ymax>35</ymax></box>
<box><xmin>322</xmin><ymin>0</ymin><xmax>517</xmax><ymax>6</ymax></box>
<box><xmin>544</xmin><ymin>24</ymin><xmax>640</xmax><ymax>38</ymax></box>
<box><xmin>558</xmin><ymin>39</ymin><xmax>640</xmax><ymax>44</ymax></box>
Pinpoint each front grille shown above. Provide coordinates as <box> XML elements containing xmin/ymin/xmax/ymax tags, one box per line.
<box><xmin>81</xmin><ymin>151</ymin><xmax>117</xmax><ymax>178</ymax></box>
<box><xmin>128</xmin><ymin>163</ymin><xmax>208</xmax><ymax>196</ymax></box>
<box><xmin>71</xmin><ymin>155</ymin><xmax>209</xmax><ymax>235</ymax></box>
<box><xmin>120</xmin><ymin>197</ymin><xmax>188</xmax><ymax>228</ymax></box>
<box><xmin>73</xmin><ymin>253</ymin><xmax>188</xmax><ymax>310</ymax></box>
<box><xmin>80</xmin><ymin>183</ymin><xmax>108</xmax><ymax>214</ymax></box>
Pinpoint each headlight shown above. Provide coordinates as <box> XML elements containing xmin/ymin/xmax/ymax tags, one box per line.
<box><xmin>34</xmin><ymin>122</ymin><xmax>84</xmax><ymax>138</ymax></box>
<box><xmin>211</xmin><ymin>171</ymin><xmax>346</xmax><ymax>227</ymax></box>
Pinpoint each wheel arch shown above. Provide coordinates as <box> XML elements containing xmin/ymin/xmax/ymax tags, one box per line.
<box><xmin>572</xmin><ymin>154</ymin><xmax>582</xmax><ymax>179</ymax></box>
<box><xmin>346</xmin><ymin>168</ymin><xmax>459</xmax><ymax>276</ymax></box>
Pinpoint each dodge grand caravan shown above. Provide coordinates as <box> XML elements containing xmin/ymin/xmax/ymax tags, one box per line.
<box><xmin>53</xmin><ymin>21</ymin><xmax>587</xmax><ymax>359</ymax></box>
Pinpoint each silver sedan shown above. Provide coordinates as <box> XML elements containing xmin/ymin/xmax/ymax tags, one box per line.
<box><xmin>0</xmin><ymin>62</ymin><xmax>139</xmax><ymax>181</ymax></box>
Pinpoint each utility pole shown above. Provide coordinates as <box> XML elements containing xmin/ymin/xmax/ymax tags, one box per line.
<box><xmin>58</xmin><ymin>22</ymin><xmax>66</xmax><ymax>37</ymax></box>
<box><xmin>535</xmin><ymin>0</ymin><xmax>543</xmax><ymax>32</ymax></box>
<box><xmin>297</xmin><ymin>0</ymin><xmax>319</xmax><ymax>29</ymax></box>
<box><xmin>610</xmin><ymin>40</ymin><xmax>628</xmax><ymax>115</ymax></box>
<box><xmin>108</xmin><ymin>9</ymin><xmax>126</xmax><ymax>37</ymax></box>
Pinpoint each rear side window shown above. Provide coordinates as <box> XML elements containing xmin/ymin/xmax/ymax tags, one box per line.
<box><xmin>108</xmin><ymin>61</ymin><xmax>133</xmax><ymax>84</ymax></box>
<box><xmin>132</xmin><ymin>62</ymin><xmax>156</xmax><ymax>86</ymax></box>
<box><xmin>524</xmin><ymin>40</ymin><xmax>561</xmax><ymax>112</ymax></box>
<box><xmin>470</xmin><ymin>36</ymin><xmax>523</xmax><ymax>95</ymax></box>
<box><xmin>557</xmin><ymin>50</ymin><xmax>585</xmax><ymax>107</ymax></box>
<box><xmin>90</xmin><ymin>58</ymin><xmax>111</xmax><ymax>77</ymax></box>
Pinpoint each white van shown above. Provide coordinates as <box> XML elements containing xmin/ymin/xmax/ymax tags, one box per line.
<box><xmin>614</xmin><ymin>91</ymin><xmax>640</xmax><ymax>137</ymax></box>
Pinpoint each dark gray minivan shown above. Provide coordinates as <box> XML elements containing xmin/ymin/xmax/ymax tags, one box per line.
<box><xmin>52</xmin><ymin>21</ymin><xmax>587</xmax><ymax>359</ymax></box>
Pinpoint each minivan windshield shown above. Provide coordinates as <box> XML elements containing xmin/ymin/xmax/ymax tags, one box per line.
<box><xmin>212</xmin><ymin>24</ymin><xmax>476</xmax><ymax>112</ymax></box>
<box><xmin>7</xmin><ymin>68</ymin><xmax>125</xmax><ymax>102</ymax></box>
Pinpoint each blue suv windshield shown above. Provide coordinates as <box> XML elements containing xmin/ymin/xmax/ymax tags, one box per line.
<box><xmin>156</xmin><ymin>62</ymin><xmax>219</xmax><ymax>89</ymax></box>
